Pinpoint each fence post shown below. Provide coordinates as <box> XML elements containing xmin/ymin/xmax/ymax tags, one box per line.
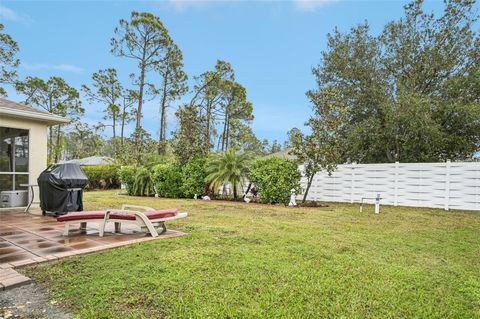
<box><xmin>394</xmin><ymin>161</ymin><xmax>399</xmax><ymax>206</ymax></box>
<box><xmin>375</xmin><ymin>193</ymin><xmax>381</xmax><ymax>214</ymax></box>
<box><xmin>350</xmin><ymin>162</ymin><xmax>356</xmax><ymax>203</ymax></box>
<box><xmin>445</xmin><ymin>159</ymin><xmax>451</xmax><ymax>211</ymax></box>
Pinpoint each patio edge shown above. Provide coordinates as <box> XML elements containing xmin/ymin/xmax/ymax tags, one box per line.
<box><xmin>0</xmin><ymin>231</ymin><xmax>185</xmax><ymax>290</ymax></box>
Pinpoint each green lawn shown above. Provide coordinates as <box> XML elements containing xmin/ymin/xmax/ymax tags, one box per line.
<box><xmin>29</xmin><ymin>190</ymin><xmax>480</xmax><ymax>318</ymax></box>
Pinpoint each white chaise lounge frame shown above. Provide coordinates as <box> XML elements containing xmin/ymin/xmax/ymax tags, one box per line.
<box><xmin>62</xmin><ymin>219</ymin><xmax>102</xmax><ymax>236</ymax></box>
<box><xmin>99</xmin><ymin>204</ymin><xmax>188</xmax><ymax>238</ymax></box>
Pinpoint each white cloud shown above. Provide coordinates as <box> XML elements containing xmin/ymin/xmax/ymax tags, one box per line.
<box><xmin>54</xmin><ymin>64</ymin><xmax>84</xmax><ymax>73</ymax></box>
<box><xmin>166</xmin><ymin>0</ymin><xmax>214</xmax><ymax>11</ymax></box>
<box><xmin>22</xmin><ymin>63</ymin><xmax>84</xmax><ymax>74</ymax></box>
<box><xmin>0</xmin><ymin>5</ymin><xmax>32</xmax><ymax>24</ymax></box>
<box><xmin>293</xmin><ymin>0</ymin><xmax>339</xmax><ymax>12</ymax></box>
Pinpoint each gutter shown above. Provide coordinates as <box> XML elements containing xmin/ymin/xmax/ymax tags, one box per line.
<box><xmin>0</xmin><ymin>107</ymin><xmax>70</xmax><ymax>125</ymax></box>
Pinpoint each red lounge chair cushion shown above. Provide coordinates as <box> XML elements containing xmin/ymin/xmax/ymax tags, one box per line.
<box><xmin>57</xmin><ymin>211</ymin><xmax>106</xmax><ymax>222</ymax></box>
<box><xmin>109</xmin><ymin>209</ymin><xmax>178</xmax><ymax>221</ymax></box>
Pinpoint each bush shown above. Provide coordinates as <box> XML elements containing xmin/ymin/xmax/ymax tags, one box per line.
<box><xmin>118</xmin><ymin>166</ymin><xmax>136</xmax><ymax>195</ymax></box>
<box><xmin>250</xmin><ymin>157</ymin><xmax>301</xmax><ymax>204</ymax></box>
<box><xmin>131</xmin><ymin>167</ymin><xmax>155</xmax><ymax>196</ymax></box>
<box><xmin>181</xmin><ymin>157</ymin><xmax>207</xmax><ymax>198</ymax></box>
<box><xmin>151</xmin><ymin>163</ymin><xmax>182</xmax><ymax>198</ymax></box>
<box><xmin>205</xmin><ymin>150</ymin><xmax>251</xmax><ymax>199</ymax></box>
<box><xmin>82</xmin><ymin>164</ymin><xmax>121</xmax><ymax>189</ymax></box>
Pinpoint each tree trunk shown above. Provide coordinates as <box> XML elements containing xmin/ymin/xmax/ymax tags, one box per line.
<box><xmin>158</xmin><ymin>105</ymin><xmax>166</xmax><ymax>155</ymax></box>
<box><xmin>205</xmin><ymin>102</ymin><xmax>212</xmax><ymax>151</ymax></box>
<box><xmin>158</xmin><ymin>78</ymin><xmax>168</xmax><ymax>155</ymax></box>
<box><xmin>216</xmin><ymin>134</ymin><xmax>222</xmax><ymax>151</ymax></box>
<box><xmin>302</xmin><ymin>174</ymin><xmax>315</xmax><ymax>203</ymax></box>
<box><xmin>48</xmin><ymin>126</ymin><xmax>53</xmax><ymax>163</ymax></box>
<box><xmin>54</xmin><ymin>125</ymin><xmax>61</xmax><ymax>163</ymax></box>
<box><xmin>161</xmin><ymin>108</ymin><xmax>167</xmax><ymax>153</ymax></box>
<box><xmin>137</xmin><ymin>67</ymin><xmax>145</xmax><ymax>130</ymax></box>
<box><xmin>112</xmin><ymin>111</ymin><xmax>117</xmax><ymax>155</ymax></box>
<box><xmin>135</xmin><ymin>54</ymin><xmax>147</xmax><ymax>162</ymax></box>
<box><xmin>233</xmin><ymin>183</ymin><xmax>238</xmax><ymax>200</ymax></box>
<box><xmin>47</xmin><ymin>98</ymin><xmax>53</xmax><ymax>163</ymax></box>
<box><xmin>121</xmin><ymin>101</ymin><xmax>126</xmax><ymax>147</ymax></box>
<box><xmin>225</xmin><ymin>116</ymin><xmax>230</xmax><ymax>150</ymax></box>
<box><xmin>222</xmin><ymin>110</ymin><xmax>228</xmax><ymax>152</ymax></box>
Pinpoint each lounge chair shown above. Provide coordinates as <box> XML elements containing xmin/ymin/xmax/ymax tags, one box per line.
<box><xmin>57</xmin><ymin>211</ymin><xmax>107</xmax><ymax>236</ymax></box>
<box><xmin>57</xmin><ymin>205</ymin><xmax>187</xmax><ymax>237</ymax></box>
<box><xmin>100</xmin><ymin>205</ymin><xmax>188</xmax><ymax>237</ymax></box>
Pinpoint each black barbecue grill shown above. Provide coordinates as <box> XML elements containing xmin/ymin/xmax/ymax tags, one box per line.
<box><xmin>37</xmin><ymin>163</ymin><xmax>88</xmax><ymax>216</ymax></box>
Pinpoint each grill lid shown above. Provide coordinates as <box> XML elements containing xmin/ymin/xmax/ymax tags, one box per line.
<box><xmin>38</xmin><ymin>163</ymin><xmax>88</xmax><ymax>189</ymax></box>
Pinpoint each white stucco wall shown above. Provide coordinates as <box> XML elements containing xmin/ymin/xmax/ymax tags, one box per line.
<box><xmin>1</xmin><ymin>115</ymin><xmax>49</xmax><ymax>207</ymax></box>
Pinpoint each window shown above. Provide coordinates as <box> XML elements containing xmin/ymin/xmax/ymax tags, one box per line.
<box><xmin>0</xmin><ymin>127</ymin><xmax>29</xmax><ymax>192</ymax></box>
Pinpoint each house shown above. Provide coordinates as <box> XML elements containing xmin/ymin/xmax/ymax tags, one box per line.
<box><xmin>264</xmin><ymin>148</ymin><xmax>297</xmax><ymax>160</ymax></box>
<box><xmin>0</xmin><ymin>98</ymin><xmax>69</xmax><ymax>208</ymax></box>
<box><xmin>59</xmin><ymin>156</ymin><xmax>115</xmax><ymax>166</ymax></box>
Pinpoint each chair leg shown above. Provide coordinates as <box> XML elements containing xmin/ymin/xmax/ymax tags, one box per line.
<box><xmin>100</xmin><ymin>218</ymin><xmax>107</xmax><ymax>237</ymax></box>
<box><xmin>159</xmin><ymin>222</ymin><xmax>167</xmax><ymax>234</ymax></box>
<box><xmin>135</xmin><ymin>213</ymin><xmax>159</xmax><ymax>237</ymax></box>
<box><xmin>63</xmin><ymin>223</ymin><xmax>69</xmax><ymax>236</ymax></box>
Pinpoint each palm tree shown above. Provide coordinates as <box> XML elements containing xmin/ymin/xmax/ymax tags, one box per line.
<box><xmin>205</xmin><ymin>149</ymin><xmax>251</xmax><ymax>200</ymax></box>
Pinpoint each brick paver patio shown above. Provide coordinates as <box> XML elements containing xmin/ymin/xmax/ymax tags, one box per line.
<box><xmin>0</xmin><ymin>209</ymin><xmax>185</xmax><ymax>290</ymax></box>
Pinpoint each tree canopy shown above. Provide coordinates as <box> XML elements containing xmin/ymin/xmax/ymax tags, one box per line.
<box><xmin>309</xmin><ymin>0</ymin><xmax>479</xmax><ymax>163</ymax></box>
<box><xmin>0</xmin><ymin>23</ymin><xmax>19</xmax><ymax>97</ymax></box>
<box><xmin>111</xmin><ymin>11</ymin><xmax>171</xmax><ymax>160</ymax></box>
<box><xmin>16</xmin><ymin>76</ymin><xmax>83</xmax><ymax>162</ymax></box>
<box><xmin>9</xmin><ymin>2</ymin><xmax>476</xmax><ymax>170</ymax></box>
<box><xmin>155</xmin><ymin>41</ymin><xmax>188</xmax><ymax>155</ymax></box>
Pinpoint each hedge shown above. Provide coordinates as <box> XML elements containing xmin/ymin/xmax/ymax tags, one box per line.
<box><xmin>131</xmin><ymin>167</ymin><xmax>155</xmax><ymax>196</ymax></box>
<box><xmin>180</xmin><ymin>157</ymin><xmax>207</xmax><ymax>198</ymax></box>
<box><xmin>117</xmin><ymin>157</ymin><xmax>208</xmax><ymax>198</ymax></box>
<box><xmin>81</xmin><ymin>164</ymin><xmax>121</xmax><ymax>189</ymax></box>
<box><xmin>250</xmin><ymin>157</ymin><xmax>301</xmax><ymax>204</ymax></box>
<box><xmin>151</xmin><ymin>163</ymin><xmax>183</xmax><ymax>198</ymax></box>
<box><xmin>118</xmin><ymin>166</ymin><xmax>136</xmax><ymax>195</ymax></box>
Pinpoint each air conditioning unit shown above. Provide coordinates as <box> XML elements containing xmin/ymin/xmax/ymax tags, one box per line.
<box><xmin>0</xmin><ymin>190</ymin><xmax>28</xmax><ymax>208</ymax></box>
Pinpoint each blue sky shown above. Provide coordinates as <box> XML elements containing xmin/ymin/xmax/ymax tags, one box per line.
<box><xmin>1</xmin><ymin>0</ymin><xmax>446</xmax><ymax>143</ymax></box>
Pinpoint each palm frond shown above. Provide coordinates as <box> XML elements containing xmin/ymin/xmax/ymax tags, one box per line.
<box><xmin>204</xmin><ymin>149</ymin><xmax>252</xmax><ymax>198</ymax></box>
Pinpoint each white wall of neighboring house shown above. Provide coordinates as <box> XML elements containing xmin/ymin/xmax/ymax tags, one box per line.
<box><xmin>298</xmin><ymin>161</ymin><xmax>480</xmax><ymax>211</ymax></box>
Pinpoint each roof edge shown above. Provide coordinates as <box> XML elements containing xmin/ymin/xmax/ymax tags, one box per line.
<box><xmin>0</xmin><ymin>107</ymin><xmax>70</xmax><ymax>125</ymax></box>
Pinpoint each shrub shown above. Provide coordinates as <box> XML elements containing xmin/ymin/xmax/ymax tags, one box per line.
<box><xmin>141</xmin><ymin>153</ymin><xmax>171</xmax><ymax>167</ymax></box>
<box><xmin>131</xmin><ymin>167</ymin><xmax>155</xmax><ymax>196</ymax></box>
<box><xmin>151</xmin><ymin>163</ymin><xmax>182</xmax><ymax>198</ymax></box>
<box><xmin>180</xmin><ymin>157</ymin><xmax>207</xmax><ymax>198</ymax></box>
<box><xmin>205</xmin><ymin>150</ymin><xmax>252</xmax><ymax>199</ymax></box>
<box><xmin>250</xmin><ymin>157</ymin><xmax>301</xmax><ymax>204</ymax></box>
<box><xmin>82</xmin><ymin>164</ymin><xmax>120</xmax><ymax>189</ymax></box>
<box><xmin>118</xmin><ymin>166</ymin><xmax>136</xmax><ymax>195</ymax></box>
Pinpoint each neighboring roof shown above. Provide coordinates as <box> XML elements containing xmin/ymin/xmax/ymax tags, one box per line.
<box><xmin>264</xmin><ymin>148</ymin><xmax>297</xmax><ymax>160</ymax></box>
<box><xmin>0</xmin><ymin>98</ymin><xmax>69</xmax><ymax>125</ymax></box>
<box><xmin>59</xmin><ymin>156</ymin><xmax>115</xmax><ymax>166</ymax></box>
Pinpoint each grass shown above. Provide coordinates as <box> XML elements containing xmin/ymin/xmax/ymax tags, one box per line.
<box><xmin>28</xmin><ymin>190</ymin><xmax>480</xmax><ymax>318</ymax></box>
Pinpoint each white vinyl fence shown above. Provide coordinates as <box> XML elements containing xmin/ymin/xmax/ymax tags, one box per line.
<box><xmin>298</xmin><ymin>161</ymin><xmax>480</xmax><ymax>211</ymax></box>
